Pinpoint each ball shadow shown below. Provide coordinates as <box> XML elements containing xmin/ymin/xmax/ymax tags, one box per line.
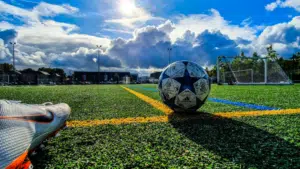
<box><xmin>168</xmin><ymin>112</ymin><xmax>300</xmax><ymax>168</ymax></box>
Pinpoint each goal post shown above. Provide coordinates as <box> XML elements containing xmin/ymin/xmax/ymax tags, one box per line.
<box><xmin>217</xmin><ymin>56</ymin><xmax>293</xmax><ymax>85</ymax></box>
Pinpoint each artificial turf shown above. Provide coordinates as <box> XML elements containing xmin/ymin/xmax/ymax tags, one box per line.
<box><xmin>31</xmin><ymin>114</ymin><xmax>300</xmax><ymax>169</ymax></box>
<box><xmin>0</xmin><ymin>85</ymin><xmax>164</xmax><ymax>120</ymax></box>
<box><xmin>0</xmin><ymin>84</ymin><xmax>299</xmax><ymax>168</ymax></box>
<box><xmin>125</xmin><ymin>84</ymin><xmax>252</xmax><ymax>113</ymax></box>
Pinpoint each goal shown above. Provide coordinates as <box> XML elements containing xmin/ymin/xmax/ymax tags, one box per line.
<box><xmin>217</xmin><ymin>56</ymin><xmax>292</xmax><ymax>85</ymax></box>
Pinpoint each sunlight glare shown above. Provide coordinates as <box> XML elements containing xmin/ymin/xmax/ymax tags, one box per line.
<box><xmin>119</xmin><ymin>0</ymin><xmax>137</xmax><ymax>16</ymax></box>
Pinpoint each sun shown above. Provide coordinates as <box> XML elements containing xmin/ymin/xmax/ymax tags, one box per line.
<box><xmin>119</xmin><ymin>0</ymin><xmax>137</xmax><ymax>16</ymax></box>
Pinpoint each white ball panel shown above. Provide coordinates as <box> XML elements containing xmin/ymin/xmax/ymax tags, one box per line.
<box><xmin>162</xmin><ymin>78</ymin><xmax>181</xmax><ymax>100</ymax></box>
<box><xmin>175</xmin><ymin>89</ymin><xmax>197</xmax><ymax>109</ymax></box>
<box><xmin>165</xmin><ymin>62</ymin><xmax>186</xmax><ymax>78</ymax></box>
<box><xmin>193</xmin><ymin>79</ymin><xmax>210</xmax><ymax>101</ymax></box>
<box><xmin>187</xmin><ymin>62</ymin><xmax>206</xmax><ymax>78</ymax></box>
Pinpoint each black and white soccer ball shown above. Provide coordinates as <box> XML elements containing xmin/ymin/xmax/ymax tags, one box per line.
<box><xmin>158</xmin><ymin>61</ymin><xmax>210</xmax><ymax>112</ymax></box>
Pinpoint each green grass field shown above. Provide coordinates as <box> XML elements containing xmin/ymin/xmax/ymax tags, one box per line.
<box><xmin>0</xmin><ymin>84</ymin><xmax>299</xmax><ymax>168</ymax></box>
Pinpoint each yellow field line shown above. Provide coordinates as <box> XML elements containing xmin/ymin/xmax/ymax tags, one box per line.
<box><xmin>67</xmin><ymin>116</ymin><xmax>168</xmax><ymax>127</ymax></box>
<box><xmin>215</xmin><ymin>108</ymin><xmax>300</xmax><ymax>118</ymax></box>
<box><xmin>121</xmin><ymin>86</ymin><xmax>173</xmax><ymax>115</ymax></box>
<box><xmin>67</xmin><ymin>109</ymin><xmax>300</xmax><ymax>127</ymax></box>
<box><xmin>66</xmin><ymin>86</ymin><xmax>300</xmax><ymax>127</ymax></box>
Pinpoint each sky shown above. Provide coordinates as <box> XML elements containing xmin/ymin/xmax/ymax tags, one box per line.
<box><xmin>0</xmin><ymin>0</ymin><xmax>299</xmax><ymax>75</ymax></box>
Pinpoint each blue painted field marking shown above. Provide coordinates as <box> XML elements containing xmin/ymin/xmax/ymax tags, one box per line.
<box><xmin>208</xmin><ymin>98</ymin><xmax>280</xmax><ymax>110</ymax></box>
<box><xmin>126</xmin><ymin>86</ymin><xmax>280</xmax><ymax>110</ymax></box>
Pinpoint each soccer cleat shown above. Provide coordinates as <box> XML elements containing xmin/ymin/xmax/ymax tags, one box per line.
<box><xmin>0</xmin><ymin>100</ymin><xmax>71</xmax><ymax>169</ymax></box>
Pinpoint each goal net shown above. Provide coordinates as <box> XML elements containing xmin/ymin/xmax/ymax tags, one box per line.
<box><xmin>217</xmin><ymin>56</ymin><xmax>292</xmax><ymax>85</ymax></box>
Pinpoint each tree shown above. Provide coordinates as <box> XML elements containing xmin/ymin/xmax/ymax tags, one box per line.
<box><xmin>266</xmin><ymin>45</ymin><xmax>278</xmax><ymax>60</ymax></box>
<box><xmin>252</xmin><ymin>52</ymin><xmax>259</xmax><ymax>59</ymax></box>
<box><xmin>0</xmin><ymin>63</ymin><xmax>14</xmax><ymax>72</ymax></box>
<box><xmin>240</xmin><ymin>51</ymin><xmax>245</xmax><ymax>58</ymax></box>
<box><xmin>206</xmin><ymin>66</ymin><xmax>216</xmax><ymax>77</ymax></box>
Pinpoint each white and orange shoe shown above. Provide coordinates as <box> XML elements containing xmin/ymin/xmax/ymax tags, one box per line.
<box><xmin>0</xmin><ymin>100</ymin><xmax>71</xmax><ymax>169</ymax></box>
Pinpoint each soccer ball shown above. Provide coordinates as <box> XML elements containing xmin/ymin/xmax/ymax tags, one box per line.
<box><xmin>158</xmin><ymin>61</ymin><xmax>210</xmax><ymax>112</ymax></box>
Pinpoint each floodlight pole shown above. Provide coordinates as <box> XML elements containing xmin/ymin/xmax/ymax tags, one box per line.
<box><xmin>10</xmin><ymin>42</ymin><xmax>16</xmax><ymax>71</ymax></box>
<box><xmin>96</xmin><ymin>45</ymin><xmax>102</xmax><ymax>84</ymax></box>
<box><xmin>217</xmin><ymin>56</ymin><xmax>220</xmax><ymax>84</ymax></box>
<box><xmin>167</xmin><ymin>47</ymin><xmax>172</xmax><ymax>65</ymax></box>
<box><xmin>264</xmin><ymin>58</ymin><xmax>268</xmax><ymax>84</ymax></box>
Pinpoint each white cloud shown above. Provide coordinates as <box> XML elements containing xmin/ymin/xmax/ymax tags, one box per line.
<box><xmin>0</xmin><ymin>1</ymin><xmax>79</xmax><ymax>23</ymax></box>
<box><xmin>0</xmin><ymin>1</ymin><xmax>111</xmax><ymax>70</ymax></box>
<box><xmin>0</xmin><ymin>39</ymin><xmax>11</xmax><ymax>59</ymax></box>
<box><xmin>105</xmin><ymin>16</ymin><xmax>163</xmax><ymax>28</ymax></box>
<box><xmin>102</xmin><ymin>28</ymin><xmax>132</xmax><ymax>34</ymax></box>
<box><xmin>0</xmin><ymin>0</ymin><xmax>36</xmax><ymax>21</ymax></box>
<box><xmin>33</xmin><ymin>2</ymin><xmax>78</xmax><ymax>17</ymax></box>
<box><xmin>290</xmin><ymin>16</ymin><xmax>300</xmax><ymax>28</ymax></box>
<box><xmin>170</xmin><ymin>9</ymin><xmax>257</xmax><ymax>42</ymax></box>
<box><xmin>241</xmin><ymin>17</ymin><xmax>252</xmax><ymax>26</ymax></box>
<box><xmin>0</xmin><ymin>21</ymin><xmax>15</xmax><ymax>30</ymax></box>
<box><xmin>265</xmin><ymin>0</ymin><xmax>300</xmax><ymax>12</ymax></box>
<box><xmin>265</xmin><ymin>0</ymin><xmax>281</xmax><ymax>11</ymax></box>
<box><xmin>241</xmin><ymin>16</ymin><xmax>300</xmax><ymax>57</ymax></box>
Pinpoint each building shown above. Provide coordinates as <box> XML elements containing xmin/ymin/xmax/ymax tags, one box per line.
<box><xmin>149</xmin><ymin>72</ymin><xmax>161</xmax><ymax>84</ymax></box>
<box><xmin>50</xmin><ymin>73</ymin><xmax>63</xmax><ymax>84</ymax></box>
<box><xmin>138</xmin><ymin>76</ymin><xmax>150</xmax><ymax>83</ymax></box>
<box><xmin>73</xmin><ymin>71</ymin><xmax>131</xmax><ymax>84</ymax></box>
<box><xmin>0</xmin><ymin>70</ymin><xmax>21</xmax><ymax>85</ymax></box>
<box><xmin>20</xmin><ymin>69</ymin><xmax>51</xmax><ymax>84</ymax></box>
<box><xmin>19</xmin><ymin>69</ymin><xmax>63</xmax><ymax>85</ymax></box>
<box><xmin>131</xmin><ymin>74</ymin><xmax>138</xmax><ymax>83</ymax></box>
<box><xmin>150</xmin><ymin>72</ymin><xmax>161</xmax><ymax>79</ymax></box>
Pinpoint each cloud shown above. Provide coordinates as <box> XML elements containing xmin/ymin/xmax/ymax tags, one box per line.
<box><xmin>53</xmin><ymin>47</ymin><xmax>121</xmax><ymax>70</ymax></box>
<box><xmin>0</xmin><ymin>29</ymin><xmax>17</xmax><ymax>43</ymax></box>
<box><xmin>265</xmin><ymin>0</ymin><xmax>281</xmax><ymax>11</ymax></box>
<box><xmin>0</xmin><ymin>1</ymin><xmax>299</xmax><ymax>73</ymax></box>
<box><xmin>265</xmin><ymin>0</ymin><xmax>300</xmax><ymax>12</ymax></box>
<box><xmin>106</xmin><ymin>22</ymin><xmax>239</xmax><ymax>69</ymax></box>
<box><xmin>0</xmin><ymin>21</ymin><xmax>15</xmax><ymax>30</ymax></box>
<box><xmin>102</xmin><ymin>28</ymin><xmax>132</xmax><ymax>34</ymax></box>
<box><xmin>108</xmin><ymin>25</ymin><xmax>171</xmax><ymax>68</ymax></box>
<box><xmin>241</xmin><ymin>16</ymin><xmax>300</xmax><ymax>57</ymax></box>
<box><xmin>0</xmin><ymin>1</ymin><xmax>79</xmax><ymax>22</ymax></box>
<box><xmin>0</xmin><ymin>1</ymin><xmax>111</xmax><ymax>70</ymax></box>
<box><xmin>170</xmin><ymin>9</ymin><xmax>257</xmax><ymax>43</ymax></box>
<box><xmin>0</xmin><ymin>39</ymin><xmax>11</xmax><ymax>60</ymax></box>
<box><xmin>33</xmin><ymin>2</ymin><xmax>78</xmax><ymax>17</ymax></box>
<box><xmin>17</xmin><ymin>20</ymin><xmax>110</xmax><ymax>53</ymax></box>
<box><xmin>0</xmin><ymin>29</ymin><xmax>16</xmax><ymax>61</ymax></box>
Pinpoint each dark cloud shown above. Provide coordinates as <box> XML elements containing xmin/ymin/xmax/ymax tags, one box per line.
<box><xmin>0</xmin><ymin>29</ymin><xmax>17</xmax><ymax>43</ymax></box>
<box><xmin>53</xmin><ymin>47</ymin><xmax>121</xmax><ymax>71</ymax></box>
<box><xmin>108</xmin><ymin>26</ymin><xmax>172</xmax><ymax>68</ymax></box>
<box><xmin>108</xmin><ymin>28</ymin><xmax>239</xmax><ymax>68</ymax></box>
<box><xmin>192</xmin><ymin>30</ymin><xmax>239</xmax><ymax>63</ymax></box>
